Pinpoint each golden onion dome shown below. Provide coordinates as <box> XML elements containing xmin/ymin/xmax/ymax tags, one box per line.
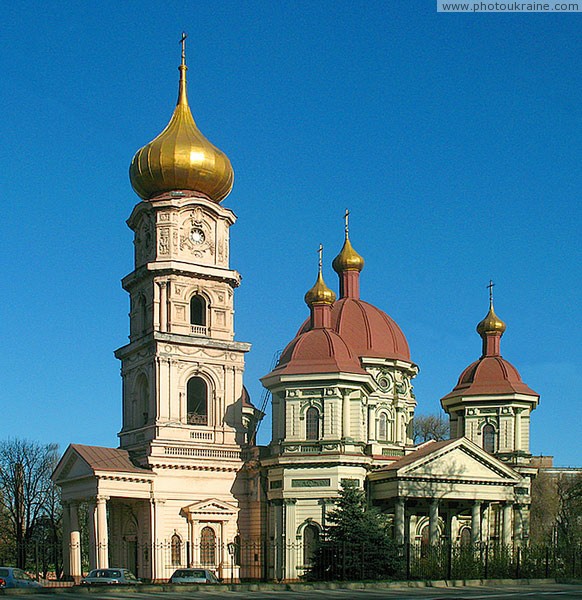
<box><xmin>476</xmin><ymin>300</ymin><xmax>507</xmax><ymax>336</ymax></box>
<box><xmin>305</xmin><ymin>271</ymin><xmax>336</xmax><ymax>306</ymax></box>
<box><xmin>305</xmin><ymin>245</ymin><xmax>336</xmax><ymax>306</ymax></box>
<box><xmin>332</xmin><ymin>236</ymin><xmax>365</xmax><ymax>273</ymax></box>
<box><xmin>129</xmin><ymin>39</ymin><xmax>234</xmax><ymax>202</ymax></box>
<box><xmin>332</xmin><ymin>210</ymin><xmax>364</xmax><ymax>273</ymax></box>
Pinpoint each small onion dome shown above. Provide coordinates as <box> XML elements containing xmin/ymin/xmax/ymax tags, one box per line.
<box><xmin>305</xmin><ymin>271</ymin><xmax>336</xmax><ymax>307</ymax></box>
<box><xmin>332</xmin><ymin>236</ymin><xmax>364</xmax><ymax>273</ymax></box>
<box><xmin>476</xmin><ymin>303</ymin><xmax>507</xmax><ymax>337</ymax></box>
<box><xmin>129</xmin><ymin>51</ymin><xmax>234</xmax><ymax>202</ymax></box>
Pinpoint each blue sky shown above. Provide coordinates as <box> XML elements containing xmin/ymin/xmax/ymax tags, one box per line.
<box><xmin>0</xmin><ymin>2</ymin><xmax>580</xmax><ymax>466</ymax></box>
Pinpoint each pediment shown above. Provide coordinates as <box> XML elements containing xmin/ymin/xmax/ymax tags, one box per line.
<box><xmin>53</xmin><ymin>446</ymin><xmax>94</xmax><ymax>483</ymax></box>
<box><xmin>397</xmin><ymin>439</ymin><xmax>520</xmax><ymax>483</ymax></box>
<box><xmin>181</xmin><ymin>498</ymin><xmax>238</xmax><ymax>516</ymax></box>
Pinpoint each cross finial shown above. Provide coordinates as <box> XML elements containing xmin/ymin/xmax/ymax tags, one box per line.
<box><xmin>318</xmin><ymin>243</ymin><xmax>323</xmax><ymax>273</ymax></box>
<box><xmin>180</xmin><ymin>32</ymin><xmax>187</xmax><ymax>66</ymax></box>
<box><xmin>487</xmin><ymin>279</ymin><xmax>495</xmax><ymax>307</ymax></box>
<box><xmin>344</xmin><ymin>208</ymin><xmax>350</xmax><ymax>237</ymax></box>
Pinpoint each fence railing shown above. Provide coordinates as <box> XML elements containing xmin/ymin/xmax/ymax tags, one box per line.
<box><xmin>1</xmin><ymin>539</ymin><xmax>581</xmax><ymax>583</ymax></box>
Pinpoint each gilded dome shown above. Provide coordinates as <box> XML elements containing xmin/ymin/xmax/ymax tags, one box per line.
<box><xmin>129</xmin><ymin>47</ymin><xmax>234</xmax><ymax>202</ymax></box>
<box><xmin>305</xmin><ymin>271</ymin><xmax>336</xmax><ymax>306</ymax></box>
<box><xmin>332</xmin><ymin>236</ymin><xmax>364</xmax><ymax>273</ymax></box>
<box><xmin>476</xmin><ymin>303</ymin><xmax>507</xmax><ymax>336</ymax></box>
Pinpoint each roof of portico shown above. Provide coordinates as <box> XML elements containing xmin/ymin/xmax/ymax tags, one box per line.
<box><xmin>53</xmin><ymin>444</ymin><xmax>153</xmax><ymax>485</ymax></box>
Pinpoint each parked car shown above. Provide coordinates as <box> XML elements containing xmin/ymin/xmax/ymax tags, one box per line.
<box><xmin>169</xmin><ymin>568</ymin><xmax>220</xmax><ymax>584</ymax></box>
<box><xmin>0</xmin><ymin>567</ymin><xmax>42</xmax><ymax>589</ymax></box>
<box><xmin>80</xmin><ymin>568</ymin><xmax>140</xmax><ymax>585</ymax></box>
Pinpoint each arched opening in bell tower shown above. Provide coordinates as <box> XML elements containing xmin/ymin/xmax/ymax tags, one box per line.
<box><xmin>190</xmin><ymin>295</ymin><xmax>207</xmax><ymax>334</ymax></box>
<box><xmin>187</xmin><ymin>377</ymin><xmax>208</xmax><ymax>425</ymax></box>
<box><xmin>483</xmin><ymin>424</ymin><xmax>496</xmax><ymax>454</ymax></box>
<box><xmin>306</xmin><ymin>407</ymin><xmax>320</xmax><ymax>440</ymax></box>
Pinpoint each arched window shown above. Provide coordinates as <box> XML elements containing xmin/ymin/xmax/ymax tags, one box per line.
<box><xmin>187</xmin><ymin>377</ymin><xmax>208</xmax><ymax>425</ymax></box>
<box><xmin>200</xmin><ymin>527</ymin><xmax>216</xmax><ymax>565</ymax></box>
<box><xmin>483</xmin><ymin>424</ymin><xmax>496</xmax><ymax>453</ymax></box>
<box><xmin>378</xmin><ymin>413</ymin><xmax>388</xmax><ymax>441</ymax></box>
<box><xmin>306</xmin><ymin>407</ymin><xmax>320</xmax><ymax>441</ymax></box>
<box><xmin>171</xmin><ymin>533</ymin><xmax>182</xmax><ymax>565</ymax></box>
<box><xmin>420</xmin><ymin>524</ymin><xmax>430</xmax><ymax>557</ymax></box>
<box><xmin>303</xmin><ymin>524</ymin><xmax>319</xmax><ymax>566</ymax></box>
<box><xmin>460</xmin><ymin>527</ymin><xmax>472</xmax><ymax>546</ymax></box>
<box><xmin>190</xmin><ymin>295</ymin><xmax>207</xmax><ymax>333</ymax></box>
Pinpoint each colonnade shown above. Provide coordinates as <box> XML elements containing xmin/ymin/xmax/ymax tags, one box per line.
<box><xmin>392</xmin><ymin>498</ymin><xmax>526</xmax><ymax>546</ymax></box>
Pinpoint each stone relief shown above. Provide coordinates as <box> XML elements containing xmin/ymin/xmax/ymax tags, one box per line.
<box><xmin>135</xmin><ymin>214</ymin><xmax>154</xmax><ymax>264</ymax></box>
<box><xmin>159</xmin><ymin>228</ymin><xmax>170</xmax><ymax>255</ymax></box>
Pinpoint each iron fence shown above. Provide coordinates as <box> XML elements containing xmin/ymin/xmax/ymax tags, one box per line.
<box><xmin>0</xmin><ymin>539</ymin><xmax>580</xmax><ymax>583</ymax></box>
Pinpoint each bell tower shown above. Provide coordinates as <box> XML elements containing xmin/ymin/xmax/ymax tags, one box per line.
<box><xmin>115</xmin><ymin>38</ymin><xmax>260</xmax><ymax>468</ymax></box>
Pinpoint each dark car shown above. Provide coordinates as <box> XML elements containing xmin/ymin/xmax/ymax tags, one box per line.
<box><xmin>0</xmin><ymin>567</ymin><xmax>42</xmax><ymax>589</ymax></box>
<box><xmin>81</xmin><ymin>568</ymin><xmax>140</xmax><ymax>585</ymax></box>
<box><xmin>169</xmin><ymin>568</ymin><xmax>220</xmax><ymax>584</ymax></box>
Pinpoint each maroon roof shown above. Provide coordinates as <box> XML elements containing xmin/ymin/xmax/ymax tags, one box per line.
<box><xmin>297</xmin><ymin>298</ymin><xmax>410</xmax><ymax>362</ymax></box>
<box><xmin>70</xmin><ymin>444</ymin><xmax>151</xmax><ymax>474</ymax></box>
<box><xmin>441</xmin><ymin>355</ymin><xmax>538</xmax><ymax>401</ymax></box>
<box><xmin>272</xmin><ymin>328</ymin><xmax>366</xmax><ymax>376</ymax></box>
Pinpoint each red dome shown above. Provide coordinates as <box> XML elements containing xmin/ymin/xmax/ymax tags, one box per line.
<box><xmin>298</xmin><ymin>298</ymin><xmax>410</xmax><ymax>362</ymax></box>
<box><xmin>441</xmin><ymin>356</ymin><xmax>538</xmax><ymax>400</ymax></box>
<box><xmin>273</xmin><ymin>328</ymin><xmax>366</xmax><ymax>376</ymax></box>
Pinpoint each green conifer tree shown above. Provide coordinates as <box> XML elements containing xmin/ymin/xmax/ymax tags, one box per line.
<box><xmin>309</xmin><ymin>482</ymin><xmax>402</xmax><ymax>580</ymax></box>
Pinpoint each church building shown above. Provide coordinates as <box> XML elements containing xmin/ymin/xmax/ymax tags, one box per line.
<box><xmin>53</xmin><ymin>42</ymin><xmax>540</xmax><ymax>582</ymax></box>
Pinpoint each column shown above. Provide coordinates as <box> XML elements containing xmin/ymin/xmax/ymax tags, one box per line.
<box><xmin>394</xmin><ymin>499</ymin><xmax>405</xmax><ymax>546</ymax></box>
<box><xmin>149</xmin><ymin>499</ymin><xmax>164</xmax><ymax>581</ymax></box>
<box><xmin>69</xmin><ymin>503</ymin><xmax>82</xmax><ymax>583</ymax></box>
<box><xmin>395</xmin><ymin>408</ymin><xmax>402</xmax><ymax>444</ymax></box>
<box><xmin>481</xmin><ymin>503</ymin><xmax>490</xmax><ymax>543</ymax></box>
<box><xmin>367</xmin><ymin>405</ymin><xmax>376</xmax><ymax>442</ymax></box>
<box><xmin>87</xmin><ymin>500</ymin><xmax>97</xmax><ymax>570</ymax></box>
<box><xmin>96</xmin><ymin>496</ymin><xmax>109</xmax><ymax>569</ymax></box>
<box><xmin>471</xmin><ymin>501</ymin><xmax>482</xmax><ymax>544</ymax></box>
<box><xmin>159</xmin><ymin>281</ymin><xmax>168</xmax><ymax>332</ymax></box>
<box><xmin>342</xmin><ymin>391</ymin><xmax>351</xmax><ymax>439</ymax></box>
<box><xmin>514</xmin><ymin>505</ymin><xmax>523</xmax><ymax>546</ymax></box>
<box><xmin>429</xmin><ymin>500</ymin><xmax>439</xmax><ymax>545</ymax></box>
<box><xmin>284</xmin><ymin>499</ymin><xmax>297</xmax><ymax>581</ymax></box>
<box><xmin>61</xmin><ymin>502</ymin><xmax>71</xmax><ymax>579</ymax></box>
<box><xmin>514</xmin><ymin>409</ymin><xmax>522</xmax><ymax>452</ymax></box>
<box><xmin>502</xmin><ymin>503</ymin><xmax>513</xmax><ymax>546</ymax></box>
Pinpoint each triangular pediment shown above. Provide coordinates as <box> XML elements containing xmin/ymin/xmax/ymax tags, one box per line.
<box><xmin>181</xmin><ymin>498</ymin><xmax>238</xmax><ymax>516</ymax></box>
<box><xmin>396</xmin><ymin>438</ymin><xmax>520</xmax><ymax>483</ymax></box>
<box><xmin>52</xmin><ymin>445</ymin><xmax>94</xmax><ymax>483</ymax></box>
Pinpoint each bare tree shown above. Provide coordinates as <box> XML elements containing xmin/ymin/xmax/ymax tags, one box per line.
<box><xmin>530</xmin><ymin>470</ymin><xmax>582</xmax><ymax>546</ymax></box>
<box><xmin>0</xmin><ymin>439</ymin><xmax>59</xmax><ymax>568</ymax></box>
<box><xmin>413</xmin><ymin>413</ymin><xmax>450</xmax><ymax>444</ymax></box>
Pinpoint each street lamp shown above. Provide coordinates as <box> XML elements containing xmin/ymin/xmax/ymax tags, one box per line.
<box><xmin>226</xmin><ymin>542</ymin><xmax>236</xmax><ymax>584</ymax></box>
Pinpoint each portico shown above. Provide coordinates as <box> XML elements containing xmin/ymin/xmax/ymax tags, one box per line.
<box><xmin>369</xmin><ymin>437</ymin><xmax>525</xmax><ymax>546</ymax></box>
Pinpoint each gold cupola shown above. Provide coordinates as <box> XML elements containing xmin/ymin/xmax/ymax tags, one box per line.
<box><xmin>129</xmin><ymin>36</ymin><xmax>234</xmax><ymax>202</ymax></box>
<box><xmin>305</xmin><ymin>245</ymin><xmax>336</xmax><ymax>306</ymax></box>
<box><xmin>476</xmin><ymin>281</ymin><xmax>507</xmax><ymax>336</ymax></box>
<box><xmin>332</xmin><ymin>209</ymin><xmax>364</xmax><ymax>273</ymax></box>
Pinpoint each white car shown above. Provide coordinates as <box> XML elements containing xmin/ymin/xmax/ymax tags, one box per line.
<box><xmin>169</xmin><ymin>568</ymin><xmax>220</xmax><ymax>584</ymax></box>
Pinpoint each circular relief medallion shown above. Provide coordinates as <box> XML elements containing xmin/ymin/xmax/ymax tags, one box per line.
<box><xmin>189</xmin><ymin>228</ymin><xmax>205</xmax><ymax>244</ymax></box>
<box><xmin>377</xmin><ymin>371</ymin><xmax>392</xmax><ymax>391</ymax></box>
